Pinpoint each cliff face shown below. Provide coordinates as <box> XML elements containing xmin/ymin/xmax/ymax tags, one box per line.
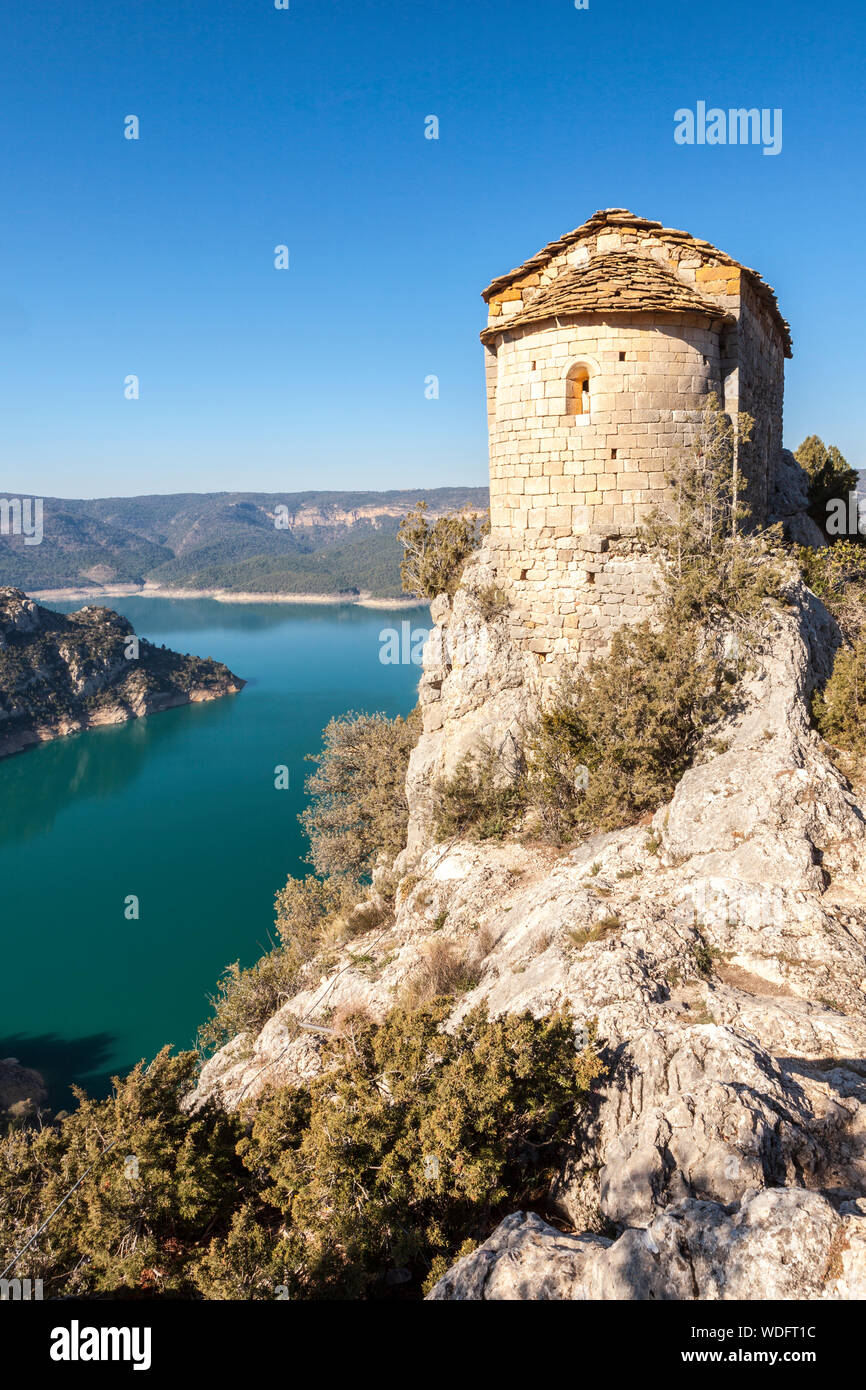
<box><xmin>191</xmin><ymin>541</ymin><xmax>866</xmax><ymax>1300</ymax></box>
<box><xmin>0</xmin><ymin>588</ymin><xmax>244</xmax><ymax>757</ymax></box>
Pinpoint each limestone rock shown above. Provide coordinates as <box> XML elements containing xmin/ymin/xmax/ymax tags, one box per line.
<box><xmin>0</xmin><ymin>588</ymin><xmax>244</xmax><ymax>758</ymax></box>
<box><xmin>769</xmin><ymin>448</ymin><xmax>827</xmax><ymax>548</ymax></box>
<box><xmin>0</xmin><ymin>1056</ymin><xmax>48</xmax><ymax>1117</ymax></box>
<box><xmin>428</xmin><ymin>1191</ymin><xmax>866</xmax><ymax>1300</ymax></box>
<box><xmin>189</xmin><ymin>568</ymin><xmax>866</xmax><ymax>1300</ymax></box>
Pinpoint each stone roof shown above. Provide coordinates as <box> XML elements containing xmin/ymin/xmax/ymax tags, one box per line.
<box><xmin>481</xmin><ymin>208</ymin><xmax>792</xmax><ymax>355</ymax></box>
<box><xmin>479</xmin><ymin>251</ymin><xmax>734</xmax><ymax>346</ymax></box>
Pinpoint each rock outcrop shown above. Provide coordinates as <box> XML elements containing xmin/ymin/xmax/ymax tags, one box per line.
<box><xmin>190</xmin><ymin>544</ymin><xmax>866</xmax><ymax>1300</ymax></box>
<box><xmin>768</xmin><ymin>448</ymin><xmax>828</xmax><ymax>549</ymax></box>
<box><xmin>0</xmin><ymin>588</ymin><xmax>244</xmax><ymax>757</ymax></box>
<box><xmin>0</xmin><ymin>1057</ymin><xmax>48</xmax><ymax>1122</ymax></box>
<box><xmin>427</xmin><ymin>1194</ymin><xmax>866</xmax><ymax>1300</ymax></box>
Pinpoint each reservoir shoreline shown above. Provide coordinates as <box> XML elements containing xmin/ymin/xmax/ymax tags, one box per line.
<box><xmin>28</xmin><ymin>584</ymin><xmax>422</xmax><ymax>609</ymax></box>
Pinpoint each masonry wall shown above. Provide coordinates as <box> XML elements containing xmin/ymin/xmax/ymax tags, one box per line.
<box><xmin>482</xmin><ymin>216</ymin><xmax>788</xmax><ymax>666</ymax></box>
<box><xmin>486</xmin><ymin>313</ymin><xmax>721</xmax><ymax>664</ymax></box>
<box><xmin>731</xmin><ymin>278</ymin><xmax>786</xmax><ymax>524</ymax></box>
<box><xmin>488</xmin><ymin>314</ymin><xmax>722</xmax><ymax>546</ymax></box>
<box><xmin>485</xmin><ymin>218</ymin><xmax>787</xmax><ymax>530</ymax></box>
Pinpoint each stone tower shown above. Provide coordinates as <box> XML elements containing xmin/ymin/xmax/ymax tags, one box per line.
<box><xmin>480</xmin><ymin>208</ymin><xmax>791</xmax><ymax>661</ymax></box>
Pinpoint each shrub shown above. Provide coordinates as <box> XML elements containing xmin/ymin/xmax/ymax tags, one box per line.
<box><xmin>476</xmin><ymin>583</ymin><xmax>510</xmax><ymax>619</ymax></box>
<box><xmin>813</xmin><ymin>642</ymin><xmax>866</xmax><ymax>757</ymax></box>
<box><xmin>273</xmin><ymin>872</ymin><xmax>359</xmax><ymax>957</ymax></box>
<box><xmin>398</xmin><ymin>501</ymin><xmax>488</xmax><ymax>599</ymax></box>
<box><xmin>525</xmin><ymin>619</ymin><xmax>731</xmax><ymax>842</ymax></box>
<box><xmin>524</xmin><ymin>689</ymin><xmax>597</xmax><ymax>842</ymax></box>
<box><xmin>799</xmin><ymin>540</ymin><xmax>866</xmax><ymax>643</ymax></box>
<box><xmin>0</xmin><ymin>1050</ymin><xmax>243</xmax><ymax>1298</ymax></box>
<box><xmin>300</xmin><ymin>708</ymin><xmax>420</xmax><ymax>887</ymax></box>
<box><xmin>433</xmin><ymin>742</ymin><xmax>526</xmax><ymax>841</ymax></box>
<box><xmin>231</xmin><ymin>1003</ymin><xmax>604</xmax><ymax>1298</ymax></box>
<box><xmin>432</xmin><ymin>615</ymin><xmax>734</xmax><ymax>846</ymax></box>
<box><xmin>0</xmin><ymin>1010</ymin><xmax>604</xmax><ymax>1301</ymax></box>
<box><xmin>550</xmin><ymin>617</ymin><xmax>732</xmax><ymax>833</ymax></box>
<box><xmin>795</xmin><ymin>435</ymin><xmax>858</xmax><ymax>527</ymax></box>
<box><xmin>200</xmin><ymin>702</ymin><xmax>420</xmax><ymax>1059</ymax></box>
<box><xmin>799</xmin><ymin>543</ymin><xmax>866</xmax><ymax>759</ymax></box>
<box><xmin>644</xmin><ymin>392</ymin><xmax>785</xmax><ymax>619</ymax></box>
<box><xmin>197</xmin><ymin>875</ymin><xmax>362</xmax><ymax>1056</ymax></box>
<box><xmin>197</xmin><ymin>949</ymin><xmax>302</xmax><ymax>1055</ymax></box>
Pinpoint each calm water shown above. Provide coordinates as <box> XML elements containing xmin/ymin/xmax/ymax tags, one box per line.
<box><xmin>0</xmin><ymin>598</ymin><xmax>426</xmax><ymax>1108</ymax></box>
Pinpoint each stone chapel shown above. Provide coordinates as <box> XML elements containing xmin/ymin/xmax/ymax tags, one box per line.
<box><xmin>479</xmin><ymin>208</ymin><xmax>791</xmax><ymax>659</ymax></box>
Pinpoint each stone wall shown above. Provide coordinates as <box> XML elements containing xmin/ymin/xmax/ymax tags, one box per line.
<box><xmin>481</xmin><ymin>212</ymin><xmax>790</xmax><ymax>665</ymax></box>
<box><xmin>489</xmin><ymin>529</ymin><xmax>659</xmax><ymax>665</ymax></box>
<box><xmin>730</xmin><ymin>274</ymin><xmax>787</xmax><ymax>523</ymax></box>
<box><xmin>487</xmin><ymin>315</ymin><xmax>722</xmax><ymax>544</ymax></box>
<box><xmin>485</xmin><ymin>314</ymin><xmax>722</xmax><ymax>664</ymax></box>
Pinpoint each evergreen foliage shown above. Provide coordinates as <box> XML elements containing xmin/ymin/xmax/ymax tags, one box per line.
<box><xmin>398</xmin><ymin>502</ymin><xmax>488</xmax><ymax>599</ymax></box>
<box><xmin>1</xmin><ymin>1010</ymin><xmax>603</xmax><ymax>1300</ymax></box>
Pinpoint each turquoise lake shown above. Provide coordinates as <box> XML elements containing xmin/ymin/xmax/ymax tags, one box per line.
<box><xmin>0</xmin><ymin>598</ymin><xmax>427</xmax><ymax>1109</ymax></box>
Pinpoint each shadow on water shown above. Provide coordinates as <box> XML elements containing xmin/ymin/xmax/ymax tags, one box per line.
<box><xmin>0</xmin><ymin>695</ymin><xmax>233</xmax><ymax>847</ymax></box>
<box><xmin>0</xmin><ymin>1031</ymin><xmax>137</xmax><ymax>1111</ymax></box>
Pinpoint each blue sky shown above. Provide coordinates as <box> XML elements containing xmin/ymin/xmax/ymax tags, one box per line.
<box><xmin>0</xmin><ymin>0</ymin><xmax>863</xmax><ymax>497</ymax></box>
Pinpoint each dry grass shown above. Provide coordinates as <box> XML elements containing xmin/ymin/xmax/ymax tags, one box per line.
<box><xmin>331</xmin><ymin>1001</ymin><xmax>376</xmax><ymax>1040</ymax></box>
<box><xmin>401</xmin><ymin>939</ymin><xmax>483</xmax><ymax>1009</ymax></box>
<box><xmin>569</xmin><ymin>915</ymin><xmax>621</xmax><ymax>950</ymax></box>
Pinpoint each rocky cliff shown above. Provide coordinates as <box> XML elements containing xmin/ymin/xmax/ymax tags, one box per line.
<box><xmin>0</xmin><ymin>588</ymin><xmax>244</xmax><ymax>758</ymax></box>
<box><xmin>190</xmin><ymin>533</ymin><xmax>866</xmax><ymax>1300</ymax></box>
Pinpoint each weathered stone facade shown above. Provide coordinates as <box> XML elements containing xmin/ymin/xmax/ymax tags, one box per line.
<box><xmin>480</xmin><ymin>208</ymin><xmax>791</xmax><ymax>661</ymax></box>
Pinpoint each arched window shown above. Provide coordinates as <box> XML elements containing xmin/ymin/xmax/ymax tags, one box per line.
<box><xmin>567</xmin><ymin>363</ymin><xmax>591</xmax><ymax>416</ymax></box>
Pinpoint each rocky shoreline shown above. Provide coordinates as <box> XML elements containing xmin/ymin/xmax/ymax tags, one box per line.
<box><xmin>0</xmin><ymin>588</ymin><xmax>245</xmax><ymax>760</ymax></box>
<box><xmin>26</xmin><ymin>584</ymin><xmax>422</xmax><ymax>609</ymax></box>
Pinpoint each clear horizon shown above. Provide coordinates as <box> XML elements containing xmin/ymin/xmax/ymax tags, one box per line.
<box><xmin>1</xmin><ymin>0</ymin><xmax>863</xmax><ymax>497</ymax></box>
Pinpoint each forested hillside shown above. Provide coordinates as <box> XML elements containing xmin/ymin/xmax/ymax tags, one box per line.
<box><xmin>0</xmin><ymin>488</ymin><xmax>489</xmax><ymax>596</ymax></box>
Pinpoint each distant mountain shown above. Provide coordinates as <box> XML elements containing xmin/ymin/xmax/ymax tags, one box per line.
<box><xmin>0</xmin><ymin>488</ymin><xmax>489</xmax><ymax>598</ymax></box>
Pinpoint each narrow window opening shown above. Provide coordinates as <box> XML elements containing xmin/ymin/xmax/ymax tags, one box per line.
<box><xmin>530</xmin><ymin>360</ymin><xmax>536</xmax><ymax>370</ymax></box>
<box><xmin>567</xmin><ymin>364</ymin><xmax>591</xmax><ymax>416</ymax></box>
<box><xmin>611</xmin><ymin>449</ymin><xmax>617</xmax><ymax>460</ymax></box>
<box><xmin>619</xmin><ymin>351</ymin><xmax>626</xmax><ymax>361</ymax></box>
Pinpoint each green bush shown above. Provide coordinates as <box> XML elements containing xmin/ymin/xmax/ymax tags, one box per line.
<box><xmin>813</xmin><ymin>642</ymin><xmax>866</xmax><ymax>756</ymax></box>
<box><xmin>542</xmin><ymin>617</ymin><xmax>733</xmax><ymax>834</ymax></box>
<box><xmin>798</xmin><ymin>543</ymin><xmax>866</xmax><ymax>760</ymax></box>
<box><xmin>273</xmin><ymin>872</ymin><xmax>360</xmax><ymax>957</ymax></box>
<box><xmin>644</xmin><ymin>392</ymin><xmax>786</xmax><ymax>620</ymax></box>
<box><xmin>433</xmin><ymin>617</ymin><xmax>734</xmax><ymax>846</ymax></box>
<box><xmin>199</xmin><ymin>704</ymin><xmax>419</xmax><ymax>1058</ymax></box>
<box><xmin>398</xmin><ymin>501</ymin><xmax>488</xmax><ymax>599</ymax></box>
<box><xmin>795</xmin><ymin>435</ymin><xmax>858</xmax><ymax>528</ymax></box>
<box><xmin>0</xmin><ymin>1009</ymin><xmax>603</xmax><ymax>1301</ymax></box>
<box><xmin>196</xmin><ymin>949</ymin><xmax>303</xmax><ymax>1055</ymax></box>
<box><xmin>0</xmin><ymin>1051</ymin><xmax>243</xmax><ymax>1298</ymax></box>
<box><xmin>300</xmin><ymin>708</ymin><xmax>420</xmax><ymax>887</ymax></box>
<box><xmin>433</xmin><ymin>742</ymin><xmax>526</xmax><ymax>841</ymax></box>
<box><xmin>228</xmin><ymin>1003</ymin><xmax>604</xmax><ymax>1298</ymax></box>
<box><xmin>799</xmin><ymin>540</ymin><xmax>866</xmax><ymax>643</ymax></box>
